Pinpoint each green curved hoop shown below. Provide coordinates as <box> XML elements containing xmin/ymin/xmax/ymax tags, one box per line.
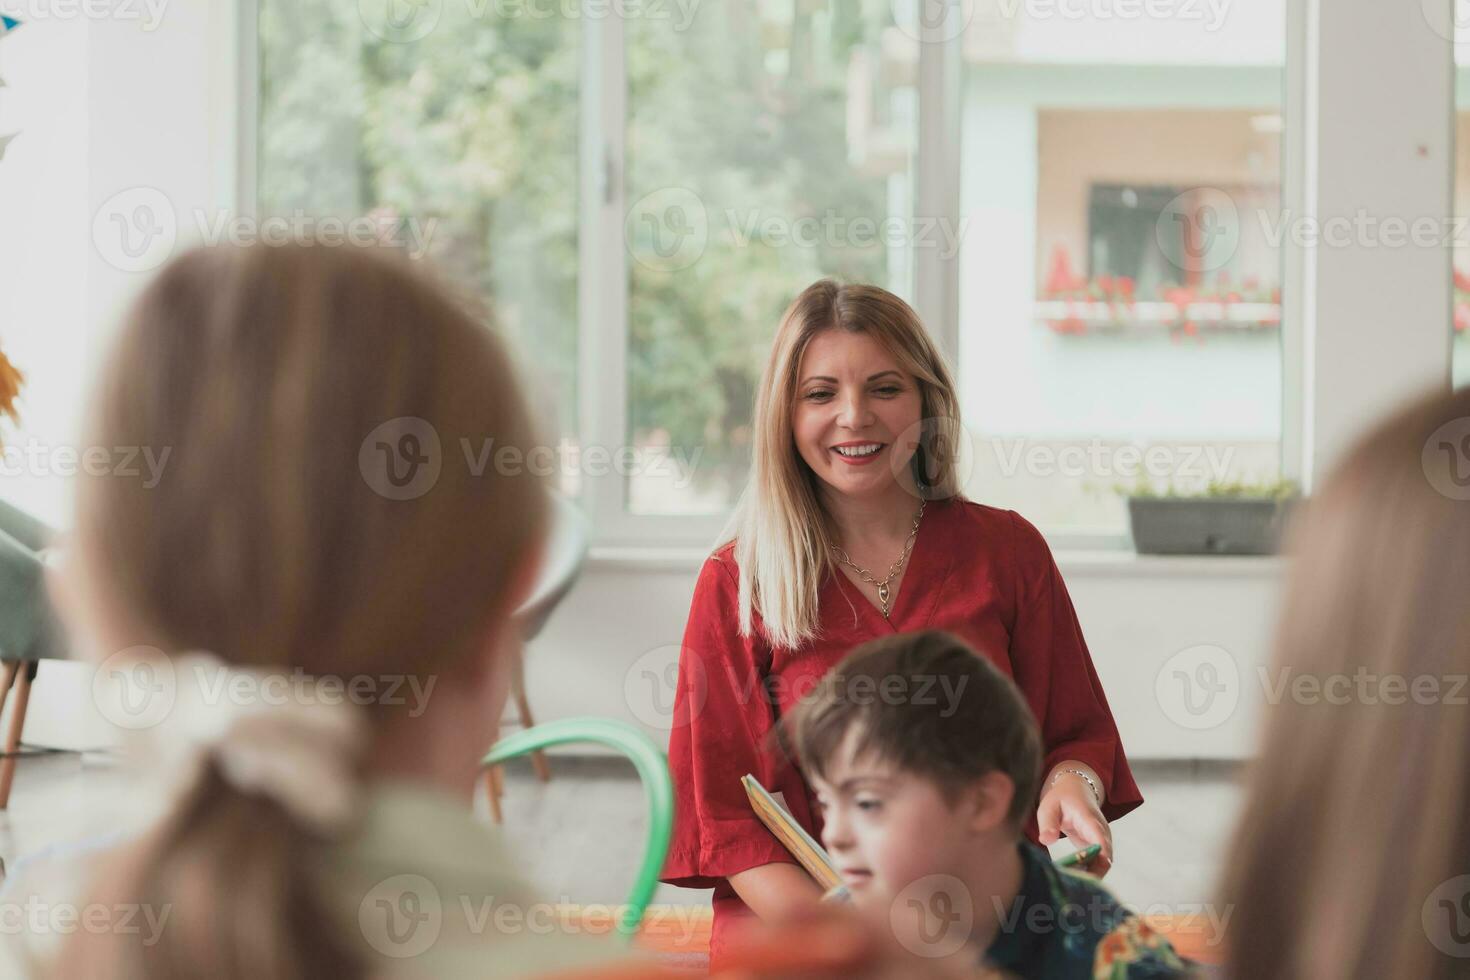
<box><xmin>481</xmin><ymin>717</ymin><xmax>673</xmax><ymax>942</ymax></box>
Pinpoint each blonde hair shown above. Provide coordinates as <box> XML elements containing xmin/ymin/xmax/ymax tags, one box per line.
<box><xmin>56</xmin><ymin>242</ymin><xmax>548</xmax><ymax>979</ymax></box>
<box><xmin>720</xmin><ymin>280</ymin><xmax>964</xmax><ymax>650</ymax></box>
<box><xmin>1220</xmin><ymin>385</ymin><xmax>1470</xmax><ymax>980</ymax></box>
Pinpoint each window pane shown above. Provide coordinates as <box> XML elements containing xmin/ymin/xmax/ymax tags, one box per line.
<box><xmin>257</xmin><ymin>3</ymin><xmax>580</xmax><ymax>486</ymax></box>
<box><xmin>959</xmin><ymin>8</ymin><xmax>1287</xmax><ymax>534</ymax></box>
<box><xmin>625</xmin><ymin>3</ymin><xmax>920</xmax><ymax>515</ymax></box>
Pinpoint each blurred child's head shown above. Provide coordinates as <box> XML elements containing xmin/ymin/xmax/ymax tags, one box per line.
<box><xmin>1222</xmin><ymin>384</ymin><xmax>1470</xmax><ymax>980</ymax></box>
<box><xmin>53</xmin><ymin>240</ymin><xmax>549</xmax><ymax>978</ymax></box>
<box><xmin>68</xmin><ymin>239</ymin><xmax>547</xmax><ymax>744</ymax></box>
<box><xmin>787</xmin><ymin>630</ymin><xmax>1041</xmax><ymax>912</ymax></box>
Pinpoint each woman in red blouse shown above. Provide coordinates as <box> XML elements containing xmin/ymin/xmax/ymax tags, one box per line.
<box><xmin>660</xmin><ymin>280</ymin><xmax>1142</xmax><ymax>965</ymax></box>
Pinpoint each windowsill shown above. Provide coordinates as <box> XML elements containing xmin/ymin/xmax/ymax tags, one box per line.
<box><xmin>587</xmin><ymin>545</ymin><xmax>1287</xmax><ymax>578</ymax></box>
<box><xmin>586</xmin><ymin>547</ymin><xmax>717</xmax><ymax>573</ymax></box>
<box><xmin>1046</xmin><ymin>550</ymin><xmax>1287</xmax><ymax>578</ymax></box>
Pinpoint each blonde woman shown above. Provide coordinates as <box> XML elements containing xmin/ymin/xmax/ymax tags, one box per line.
<box><xmin>1220</xmin><ymin>385</ymin><xmax>1470</xmax><ymax>980</ymax></box>
<box><xmin>660</xmin><ymin>280</ymin><xmax>1142</xmax><ymax>965</ymax></box>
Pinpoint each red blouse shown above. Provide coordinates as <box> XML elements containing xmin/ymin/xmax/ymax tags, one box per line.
<box><xmin>659</xmin><ymin>496</ymin><xmax>1143</xmax><ymax>963</ymax></box>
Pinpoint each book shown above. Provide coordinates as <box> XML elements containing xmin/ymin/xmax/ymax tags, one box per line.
<box><xmin>741</xmin><ymin>773</ymin><xmax>842</xmax><ymax>891</ymax></box>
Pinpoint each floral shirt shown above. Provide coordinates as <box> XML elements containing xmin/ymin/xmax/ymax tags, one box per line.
<box><xmin>984</xmin><ymin>842</ymin><xmax>1191</xmax><ymax>980</ymax></box>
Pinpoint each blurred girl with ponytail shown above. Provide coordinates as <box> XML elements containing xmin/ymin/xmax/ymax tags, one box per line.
<box><xmin>0</xmin><ymin>240</ymin><xmax>599</xmax><ymax>979</ymax></box>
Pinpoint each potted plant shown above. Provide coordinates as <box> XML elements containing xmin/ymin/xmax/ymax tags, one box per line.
<box><xmin>1117</xmin><ymin>476</ymin><xmax>1301</xmax><ymax>556</ymax></box>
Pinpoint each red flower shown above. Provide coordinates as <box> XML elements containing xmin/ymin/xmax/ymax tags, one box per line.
<box><xmin>1044</xmin><ymin>245</ymin><xmax>1084</xmax><ymax>296</ymax></box>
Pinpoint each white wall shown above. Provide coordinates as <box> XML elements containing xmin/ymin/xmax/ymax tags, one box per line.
<box><xmin>969</xmin><ymin>0</ymin><xmax>1286</xmax><ymax>66</ymax></box>
<box><xmin>521</xmin><ymin>551</ymin><xmax>1283</xmax><ymax>761</ymax></box>
<box><xmin>13</xmin><ymin>547</ymin><xmax>1286</xmax><ymax>759</ymax></box>
<box><xmin>0</xmin><ymin>13</ymin><xmax>91</xmax><ymax>528</ymax></box>
<box><xmin>0</xmin><ymin>1</ymin><xmax>240</xmax><ymax>750</ymax></box>
<box><xmin>0</xmin><ymin>13</ymin><xmax>100</xmax><ymax>749</ymax></box>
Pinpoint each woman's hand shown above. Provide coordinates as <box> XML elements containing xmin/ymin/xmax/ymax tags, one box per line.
<box><xmin>1036</xmin><ymin>770</ymin><xmax>1113</xmax><ymax>877</ymax></box>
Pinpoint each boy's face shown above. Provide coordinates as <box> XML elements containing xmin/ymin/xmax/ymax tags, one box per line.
<box><xmin>811</xmin><ymin>728</ymin><xmax>1003</xmax><ymax>915</ymax></box>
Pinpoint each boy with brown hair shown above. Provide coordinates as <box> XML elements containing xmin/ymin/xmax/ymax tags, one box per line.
<box><xmin>786</xmin><ymin>629</ymin><xmax>1189</xmax><ymax>979</ymax></box>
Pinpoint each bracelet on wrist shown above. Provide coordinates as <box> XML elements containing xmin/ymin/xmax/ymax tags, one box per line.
<box><xmin>1050</xmin><ymin>767</ymin><xmax>1101</xmax><ymax>807</ymax></box>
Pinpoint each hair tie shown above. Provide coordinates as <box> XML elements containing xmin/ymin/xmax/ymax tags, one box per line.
<box><xmin>134</xmin><ymin>652</ymin><xmax>369</xmax><ymax>837</ymax></box>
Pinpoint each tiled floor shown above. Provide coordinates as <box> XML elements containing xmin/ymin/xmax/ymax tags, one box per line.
<box><xmin>0</xmin><ymin>750</ymin><xmax>157</xmax><ymax>875</ymax></box>
<box><xmin>0</xmin><ymin>750</ymin><xmax>1245</xmax><ymax>924</ymax></box>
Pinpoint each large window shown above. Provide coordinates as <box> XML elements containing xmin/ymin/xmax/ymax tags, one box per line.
<box><xmin>259</xmin><ymin>1</ymin><xmax>920</xmax><ymax>527</ymax></box>
<box><xmin>624</xmin><ymin>5</ymin><xmax>918</xmax><ymax>514</ymax></box>
<box><xmin>258</xmin><ymin>0</ymin><xmax>581</xmax><ymax>483</ymax></box>
<box><xmin>257</xmin><ymin>1</ymin><xmax>1290</xmax><ymax>543</ymax></box>
<box><xmin>957</xmin><ymin>9</ymin><xmax>1287</xmax><ymax>537</ymax></box>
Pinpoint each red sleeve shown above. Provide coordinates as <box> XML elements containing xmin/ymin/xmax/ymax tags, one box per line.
<box><xmin>1004</xmin><ymin>510</ymin><xmax>1143</xmax><ymax>823</ymax></box>
<box><xmin>660</xmin><ymin>555</ymin><xmax>801</xmax><ymax>890</ymax></box>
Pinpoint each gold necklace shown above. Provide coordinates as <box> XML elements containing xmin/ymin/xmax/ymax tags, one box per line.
<box><xmin>830</xmin><ymin>500</ymin><xmax>926</xmax><ymax>619</ymax></box>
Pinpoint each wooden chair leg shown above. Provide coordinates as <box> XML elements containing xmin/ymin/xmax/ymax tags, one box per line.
<box><xmin>0</xmin><ymin>662</ymin><xmax>36</xmax><ymax>810</ymax></box>
<box><xmin>511</xmin><ymin>652</ymin><xmax>551</xmax><ymax>783</ymax></box>
<box><xmin>0</xmin><ymin>662</ymin><xmax>20</xmax><ymax>729</ymax></box>
<box><xmin>483</xmin><ymin>765</ymin><xmax>504</xmax><ymax>824</ymax></box>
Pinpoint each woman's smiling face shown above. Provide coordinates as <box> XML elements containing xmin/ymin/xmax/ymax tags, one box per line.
<box><xmin>791</xmin><ymin>328</ymin><xmax>923</xmax><ymax>502</ymax></box>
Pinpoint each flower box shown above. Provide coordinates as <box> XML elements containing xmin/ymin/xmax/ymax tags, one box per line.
<box><xmin>1127</xmin><ymin>495</ymin><xmax>1299</xmax><ymax>556</ymax></box>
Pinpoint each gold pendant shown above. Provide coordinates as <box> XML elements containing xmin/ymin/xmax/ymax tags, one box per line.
<box><xmin>878</xmin><ymin>582</ymin><xmax>890</xmax><ymax>616</ymax></box>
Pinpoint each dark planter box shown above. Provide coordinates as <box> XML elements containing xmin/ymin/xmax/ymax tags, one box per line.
<box><xmin>1127</xmin><ymin>496</ymin><xmax>1299</xmax><ymax>556</ymax></box>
